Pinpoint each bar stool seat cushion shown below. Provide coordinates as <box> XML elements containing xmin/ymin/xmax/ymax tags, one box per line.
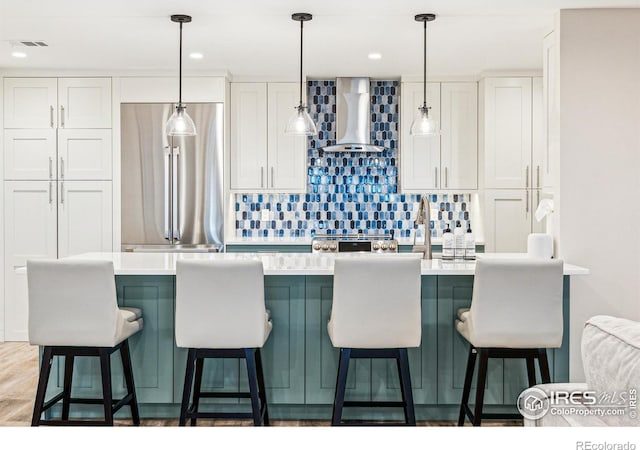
<box><xmin>120</xmin><ymin>307</ymin><xmax>143</xmax><ymax>323</ymax></box>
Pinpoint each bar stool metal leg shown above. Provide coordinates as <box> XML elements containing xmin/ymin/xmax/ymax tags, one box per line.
<box><xmin>331</xmin><ymin>348</ymin><xmax>350</xmax><ymax>426</ymax></box>
<box><xmin>472</xmin><ymin>348</ymin><xmax>489</xmax><ymax>427</ymax></box>
<box><xmin>526</xmin><ymin>356</ymin><xmax>537</xmax><ymax>387</ymax></box>
<box><xmin>245</xmin><ymin>349</ymin><xmax>262</xmax><ymax>426</ymax></box>
<box><xmin>458</xmin><ymin>347</ymin><xmax>477</xmax><ymax>426</ymax></box>
<box><xmin>255</xmin><ymin>348</ymin><xmax>270</xmax><ymax>425</ymax></box>
<box><xmin>31</xmin><ymin>347</ymin><xmax>54</xmax><ymax>426</ymax></box>
<box><xmin>99</xmin><ymin>349</ymin><xmax>114</xmax><ymax>426</ymax></box>
<box><xmin>179</xmin><ymin>348</ymin><xmax>196</xmax><ymax>426</ymax></box>
<box><xmin>120</xmin><ymin>340</ymin><xmax>140</xmax><ymax>426</ymax></box>
<box><xmin>61</xmin><ymin>355</ymin><xmax>74</xmax><ymax>420</ymax></box>
<box><xmin>538</xmin><ymin>348</ymin><xmax>551</xmax><ymax>384</ymax></box>
<box><xmin>397</xmin><ymin>348</ymin><xmax>416</xmax><ymax>425</ymax></box>
<box><xmin>190</xmin><ymin>357</ymin><xmax>204</xmax><ymax>426</ymax></box>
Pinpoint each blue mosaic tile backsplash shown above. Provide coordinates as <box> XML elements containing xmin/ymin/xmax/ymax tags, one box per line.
<box><xmin>234</xmin><ymin>80</ymin><xmax>472</xmax><ymax>239</ymax></box>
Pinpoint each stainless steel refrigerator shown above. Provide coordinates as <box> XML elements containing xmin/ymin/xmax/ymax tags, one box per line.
<box><xmin>120</xmin><ymin>103</ymin><xmax>224</xmax><ymax>252</ymax></box>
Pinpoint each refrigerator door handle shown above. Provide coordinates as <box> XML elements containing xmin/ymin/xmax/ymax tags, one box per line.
<box><xmin>173</xmin><ymin>146</ymin><xmax>181</xmax><ymax>241</ymax></box>
<box><xmin>164</xmin><ymin>146</ymin><xmax>172</xmax><ymax>241</ymax></box>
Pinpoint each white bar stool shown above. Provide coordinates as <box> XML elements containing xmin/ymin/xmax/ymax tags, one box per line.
<box><xmin>175</xmin><ymin>259</ymin><xmax>272</xmax><ymax>426</ymax></box>
<box><xmin>328</xmin><ymin>256</ymin><xmax>422</xmax><ymax>425</ymax></box>
<box><xmin>456</xmin><ymin>258</ymin><xmax>563</xmax><ymax>426</ymax></box>
<box><xmin>27</xmin><ymin>259</ymin><xmax>143</xmax><ymax>426</ymax></box>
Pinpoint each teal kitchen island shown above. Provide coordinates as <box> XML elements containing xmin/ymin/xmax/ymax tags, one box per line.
<box><xmin>41</xmin><ymin>252</ymin><xmax>588</xmax><ymax>421</ymax></box>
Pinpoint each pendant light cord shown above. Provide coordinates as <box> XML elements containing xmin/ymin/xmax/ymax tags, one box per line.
<box><xmin>179</xmin><ymin>21</ymin><xmax>183</xmax><ymax>105</ymax></box>
<box><xmin>423</xmin><ymin>18</ymin><xmax>427</xmax><ymax>108</ymax></box>
<box><xmin>299</xmin><ymin>19</ymin><xmax>304</xmax><ymax>107</ymax></box>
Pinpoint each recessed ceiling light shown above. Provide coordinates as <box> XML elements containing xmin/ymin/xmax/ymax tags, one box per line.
<box><xmin>189</xmin><ymin>52</ymin><xmax>204</xmax><ymax>60</ymax></box>
<box><xmin>368</xmin><ymin>52</ymin><xmax>382</xmax><ymax>60</ymax></box>
<box><xmin>11</xmin><ymin>50</ymin><xmax>27</xmax><ymax>58</ymax></box>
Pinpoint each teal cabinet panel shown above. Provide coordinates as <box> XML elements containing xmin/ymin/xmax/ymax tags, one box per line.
<box><xmin>436</xmin><ymin>276</ymin><xmax>503</xmax><ymax>405</ymax></box>
<box><xmin>173</xmin><ymin>350</ymin><xmax>241</xmax><ymax>405</ymax></box>
<box><xmin>372</xmin><ymin>276</ymin><xmax>438</xmax><ymax>404</ymax></box>
<box><xmin>226</xmin><ymin>245</ymin><xmax>311</xmax><ymax>253</ymax></box>
<box><xmin>305</xmin><ymin>276</ymin><xmax>371</xmax><ymax>404</ymax></box>
<box><xmin>243</xmin><ymin>276</ymin><xmax>306</xmax><ymax>404</ymax></box>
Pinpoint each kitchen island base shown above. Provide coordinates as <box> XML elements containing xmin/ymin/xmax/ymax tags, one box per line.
<box><xmin>40</xmin><ymin>273</ymin><xmax>570</xmax><ymax>422</ymax></box>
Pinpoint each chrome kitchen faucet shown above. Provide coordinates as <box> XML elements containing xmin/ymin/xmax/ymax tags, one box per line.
<box><xmin>412</xmin><ymin>196</ymin><xmax>432</xmax><ymax>259</ymax></box>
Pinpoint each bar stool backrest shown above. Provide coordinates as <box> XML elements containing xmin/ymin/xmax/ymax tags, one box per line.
<box><xmin>470</xmin><ymin>258</ymin><xmax>564</xmax><ymax>348</ymax></box>
<box><xmin>330</xmin><ymin>256</ymin><xmax>422</xmax><ymax>348</ymax></box>
<box><xmin>175</xmin><ymin>259</ymin><xmax>267</xmax><ymax>349</ymax></box>
<box><xmin>27</xmin><ymin>259</ymin><xmax>120</xmax><ymax>346</ymax></box>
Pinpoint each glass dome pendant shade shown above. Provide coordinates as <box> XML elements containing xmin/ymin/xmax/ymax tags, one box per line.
<box><xmin>165</xmin><ymin>14</ymin><xmax>197</xmax><ymax>137</ymax></box>
<box><xmin>285</xmin><ymin>103</ymin><xmax>317</xmax><ymax>135</ymax></box>
<box><xmin>285</xmin><ymin>13</ymin><xmax>317</xmax><ymax>136</ymax></box>
<box><xmin>411</xmin><ymin>104</ymin><xmax>438</xmax><ymax>136</ymax></box>
<box><xmin>410</xmin><ymin>13</ymin><xmax>439</xmax><ymax>136</ymax></box>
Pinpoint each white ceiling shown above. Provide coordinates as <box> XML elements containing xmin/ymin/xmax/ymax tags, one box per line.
<box><xmin>0</xmin><ymin>0</ymin><xmax>638</xmax><ymax>79</ymax></box>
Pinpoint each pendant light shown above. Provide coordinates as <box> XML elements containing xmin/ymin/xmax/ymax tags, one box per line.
<box><xmin>285</xmin><ymin>13</ymin><xmax>317</xmax><ymax>136</ymax></box>
<box><xmin>411</xmin><ymin>14</ymin><xmax>438</xmax><ymax>136</ymax></box>
<box><xmin>165</xmin><ymin>14</ymin><xmax>197</xmax><ymax>137</ymax></box>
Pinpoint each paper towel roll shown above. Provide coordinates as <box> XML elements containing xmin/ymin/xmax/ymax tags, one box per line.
<box><xmin>527</xmin><ymin>233</ymin><xmax>553</xmax><ymax>259</ymax></box>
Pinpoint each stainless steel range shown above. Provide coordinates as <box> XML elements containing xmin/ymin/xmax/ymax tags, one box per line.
<box><xmin>311</xmin><ymin>233</ymin><xmax>398</xmax><ymax>254</ymax></box>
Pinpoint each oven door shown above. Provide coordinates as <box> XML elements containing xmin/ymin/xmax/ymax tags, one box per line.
<box><xmin>338</xmin><ymin>241</ymin><xmax>372</xmax><ymax>252</ymax></box>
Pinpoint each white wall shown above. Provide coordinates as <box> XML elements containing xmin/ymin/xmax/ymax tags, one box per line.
<box><xmin>557</xmin><ymin>9</ymin><xmax>640</xmax><ymax>380</ymax></box>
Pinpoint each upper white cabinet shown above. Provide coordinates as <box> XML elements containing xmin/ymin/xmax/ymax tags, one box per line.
<box><xmin>57</xmin><ymin>129</ymin><xmax>112</xmax><ymax>180</ymax></box>
<box><xmin>4</xmin><ymin>129</ymin><xmax>56</xmax><ymax>180</ymax></box>
<box><xmin>3</xmin><ymin>78</ymin><xmax>58</xmax><ymax>128</ymax></box>
<box><xmin>401</xmin><ymin>82</ymin><xmax>477</xmax><ymax>192</ymax></box>
<box><xmin>440</xmin><ymin>82</ymin><xmax>478</xmax><ymax>190</ymax></box>
<box><xmin>481</xmin><ymin>77</ymin><xmax>532</xmax><ymax>189</ymax></box>
<box><xmin>543</xmin><ymin>32</ymin><xmax>559</xmax><ymax>191</ymax></box>
<box><xmin>58</xmin><ymin>78</ymin><xmax>112</xmax><ymax>128</ymax></box>
<box><xmin>4</xmin><ymin>77</ymin><xmax>111</xmax><ymax>129</ymax></box>
<box><xmin>231</xmin><ymin>82</ymin><xmax>306</xmax><ymax>191</ymax></box>
<box><xmin>400</xmin><ymin>82</ymin><xmax>441</xmax><ymax>191</ymax></box>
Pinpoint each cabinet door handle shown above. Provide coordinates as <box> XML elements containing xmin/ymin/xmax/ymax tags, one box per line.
<box><xmin>261</xmin><ymin>167</ymin><xmax>264</xmax><ymax>188</ymax></box>
<box><xmin>526</xmin><ymin>191</ymin><xmax>529</xmax><ymax>214</ymax></box>
<box><xmin>526</xmin><ymin>165</ymin><xmax>529</xmax><ymax>189</ymax></box>
<box><xmin>60</xmin><ymin>157</ymin><xmax>65</xmax><ymax>179</ymax></box>
<box><xmin>537</xmin><ymin>189</ymin><xmax>540</xmax><ymax>210</ymax></box>
<box><xmin>60</xmin><ymin>182</ymin><xmax>64</xmax><ymax>205</ymax></box>
<box><xmin>48</xmin><ymin>181</ymin><xmax>53</xmax><ymax>205</ymax></box>
<box><xmin>60</xmin><ymin>105</ymin><xmax>65</xmax><ymax>128</ymax></box>
<box><xmin>434</xmin><ymin>167</ymin><xmax>438</xmax><ymax>189</ymax></box>
<box><xmin>271</xmin><ymin>167</ymin><xmax>274</xmax><ymax>188</ymax></box>
<box><xmin>48</xmin><ymin>157</ymin><xmax>53</xmax><ymax>179</ymax></box>
<box><xmin>537</xmin><ymin>165</ymin><xmax>540</xmax><ymax>189</ymax></box>
<box><xmin>445</xmin><ymin>167</ymin><xmax>448</xmax><ymax>188</ymax></box>
<box><xmin>50</xmin><ymin>106</ymin><xmax>54</xmax><ymax>128</ymax></box>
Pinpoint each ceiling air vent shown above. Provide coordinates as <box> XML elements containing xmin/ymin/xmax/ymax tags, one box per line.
<box><xmin>10</xmin><ymin>40</ymin><xmax>48</xmax><ymax>47</ymax></box>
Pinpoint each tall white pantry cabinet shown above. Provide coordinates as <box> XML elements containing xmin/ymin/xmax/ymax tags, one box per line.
<box><xmin>3</xmin><ymin>77</ymin><xmax>113</xmax><ymax>341</ymax></box>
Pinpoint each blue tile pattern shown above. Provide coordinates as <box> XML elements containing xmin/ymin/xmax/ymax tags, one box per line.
<box><xmin>234</xmin><ymin>80</ymin><xmax>472</xmax><ymax>239</ymax></box>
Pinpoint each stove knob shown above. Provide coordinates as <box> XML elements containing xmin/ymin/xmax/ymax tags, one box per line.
<box><xmin>330</xmin><ymin>244</ymin><xmax>337</xmax><ymax>251</ymax></box>
<box><xmin>373</xmin><ymin>243</ymin><xmax>380</xmax><ymax>250</ymax></box>
<box><xmin>313</xmin><ymin>243</ymin><xmax>321</xmax><ymax>251</ymax></box>
<box><xmin>322</xmin><ymin>244</ymin><xmax>329</xmax><ymax>251</ymax></box>
<box><xmin>381</xmin><ymin>243</ymin><xmax>388</xmax><ymax>250</ymax></box>
<box><xmin>390</xmin><ymin>243</ymin><xmax>397</xmax><ymax>251</ymax></box>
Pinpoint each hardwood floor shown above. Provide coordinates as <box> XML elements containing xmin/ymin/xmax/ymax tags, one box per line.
<box><xmin>0</xmin><ymin>342</ymin><xmax>519</xmax><ymax>427</ymax></box>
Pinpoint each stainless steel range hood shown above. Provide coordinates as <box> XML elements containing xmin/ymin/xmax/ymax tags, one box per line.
<box><xmin>321</xmin><ymin>77</ymin><xmax>384</xmax><ymax>153</ymax></box>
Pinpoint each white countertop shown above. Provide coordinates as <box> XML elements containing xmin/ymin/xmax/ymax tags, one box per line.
<box><xmin>224</xmin><ymin>237</ymin><xmax>485</xmax><ymax>246</ymax></box>
<box><xmin>64</xmin><ymin>252</ymin><xmax>589</xmax><ymax>276</ymax></box>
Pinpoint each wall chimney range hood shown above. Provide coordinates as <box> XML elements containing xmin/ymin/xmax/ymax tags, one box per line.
<box><xmin>321</xmin><ymin>77</ymin><xmax>385</xmax><ymax>153</ymax></box>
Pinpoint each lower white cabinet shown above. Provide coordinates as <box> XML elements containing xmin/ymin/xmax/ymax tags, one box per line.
<box><xmin>3</xmin><ymin>180</ymin><xmax>112</xmax><ymax>341</ymax></box>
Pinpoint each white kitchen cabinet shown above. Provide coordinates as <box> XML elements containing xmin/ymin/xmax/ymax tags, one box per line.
<box><xmin>3</xmin><ymin>77</ymin><xmax>111</xmax><ymax>129</ymax></box>
<box><xmin>58</xmin><ymin>78</ymin><xmax>111</xmax><ymax>128</ymax></box>
<box><xmin>400</xmin><ymin>82</ymin><xmax>441</xmax><ymax>191</ymax></box>
<box><xmin>483</xmin><ymin>189</ymin><xmax>531</xmax><ymax>253</ymax></box>
<box><xmin>3</xmin><ymin>78</ymin><xmax>58</xmax><ymax>128</ymax></box>
<box><xmin>543</xmin><ymin>32</ymin><xmax>559</xmax><ymax>191</ymax></box>
<box><xmin>4</xmin><ymin>129</ymin><xmax>56</xmax><ymax>180</ymax></box>
<box><xmin>231</xmin><ymin>82</ymin><xmax>306</xmax><ymax>191</ymax></box>
<box><xmin>532</xmin><ymin>77</ymin><xmax>544</xmax><ymax>191</ymax></box>
<box><xmin>3</xmin><ymin>181</ymin><xmax>58</xmax><ymax>341</ymax></box>
<box><xmin>482</xmin><ymin>78</ymin><xmax>532</xmax><ymax>189</ymax></box>
<box><xmin>58</xmin><ymin>130</ymin><xmax>112</xmax><ymax>180</ymax></box>
<box><xmin>440</xmin><ymin>82</ymin><xmax>478</xmax><ymax>190</ymax></box>
<box><xmin>58</xmin><ymin>181</ymin><xmax>113</xmax><ymax>258</ymax></box>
